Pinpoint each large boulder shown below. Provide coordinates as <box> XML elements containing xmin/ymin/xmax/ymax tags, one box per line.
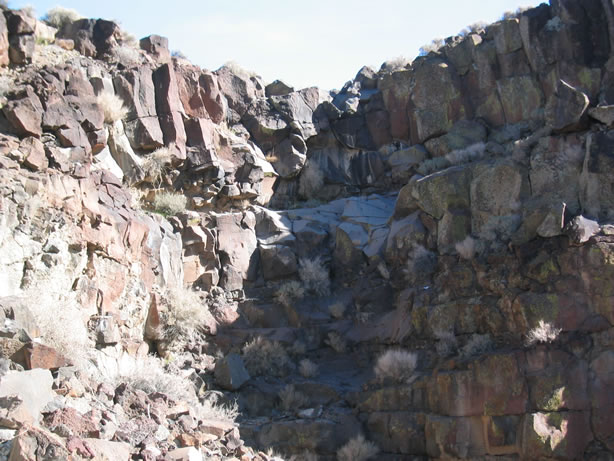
<box><xmin>580</xmin><ymin>130</ymin><xmax>614</xmax><ymax>220</ymax></box>
<box><xmin>152</xmin><ymin>63</ymin><xmax>187</xmax><ymax>157</ymax></box>
<box><xmin>175</xmin><ymin>64</ymin><xmax>227</xmax><ymax>124</ymax></box>
<box><xmin>214</xmin><ymin>353</ymin><xmax>250</xmax><ymax>390</ymax></box>
<box><xmin>544</xmin><ymin>80</ymin><xmax>589</xmax><ymax>131</ymax></box>
<box><xmin>139</xmin><ymin>34</ymin><xmax>170</xmax><ymax>63</ymax></box>
<box><xmin>215</xmin><ymin>64</ymin><xmax>265</xmax><ymax>123</ymax></box>
<box><xmin>2</xmin><ymin>88</ymin><xmax>43</xmax><ymax>138</ymax></box>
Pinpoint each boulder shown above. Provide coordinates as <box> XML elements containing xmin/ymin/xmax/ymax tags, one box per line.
<box><xmin>107</xmin><ymin>120</ymin><xmax>145</xmax><ymax>184</ymax></box>
<box><xmin>412</xmin><ymin>165</ymin><xmax>472</xmax><ymax>220</ymax></box>
<box><xmin>259</xmin><ymin>244</ymin><xmax>298</xmax><ymax>280</ymax></box>
<box><xmin>175</xmin><ymin>66</ymin><xmax>226</xmax><ymax>124</ymax></box>
<box><xmin>167</xmin><ymin>447</ymin><xmax>203</xmax><ymax>461</ymax></box>
<box><xmin>580</xmin><ymin>131</ymin><xmax>614</xmax><ymax>220</ymax></box>
<box><xmin>425</xmin><ymin>415</ymin><xmax>486</xmax><ymax>458</ymax></box>
<box><xmin>270</xmin><ymin>88</ymin><xmax>321</xmax><ymax>140</ymax></box>
<box><xmin>216</xmin><ymin>212</ymin><xmax>258</xmax><ymax>281</ymax></box>
<box><xmin>214</xmin><ymin>353</ymin><xmax>250</xmax><ymax>391</ymax></box>
<box><xmin>265</xmin><ymin>80</ymin><xmax>294</xmax><ymax>97</ymax></box>
<box><xmin>545</xmin><ymin>80</ymin><xmax>589</xmax><ymax>131</ymax></box>
<box><xmin>3</xmin><ymin>88</ymin><xmax>43</xmax><ymax>138</ymax></box>
<box><xmin>0</xmin><ymin>13</ymin><xmax>8</xmax><ymax>66</ymax></box>
<box><xmin>564</xmin><ymin>215</ymin><xmax>600</xmax><ymax>244</ymax></box>
<box><xmin>0</xmin><ymin>369</ymin><xmax>55</xmax><ymax>426</ymax></box>
<box><xmin>139</xmin><ymin>34</ymin><xmax>170</xmax><ymax>62</ymax></box>
<box><xmin>8</xmin><ymin>33</ymin><xmax>34</xmax><ymax>65</ymax></box>
<box><xmin>497</xmin><ymin>75</ymin><xmax>544</xmax><ymax>124</ymax></box>
<box><xmin>588</xmin><ymin>105</ymin><xmax>614</xmax><ymax>126</ymax></box>
<box><xmin>241</xmin><ymin>98</ymin><xmax>289</xmax><ymax>151</ymax></box>
<box><xmin>19</xmin><ymin>137</ymin><xmax>47</xmax><ymax>171</ymax></box>
<box><xmin>380</xmin><ymin>69</ymin><xmax>412</xmax><ymax>140</ymax></box>
<box><xmin>270</xmin><ymin>134</ymin><xmax>306</xmax><ymax>178</ymax></box>
<box><xmin>215</xmin><ymin>64</ymin><xmax>265</xmax><ymax>122</ymax></box>
<box><xmin>4</xmin><ymin>10</ymin><xmax>35</xmax><ymax>35</ymax></box>
<box><xmin>367</xmin><ymin>412</ymin><xmax>426</xmax><ymax>455</ymax></box>
<box><xmin>387</xmin><ymin>146</ymin><xmax>426</xmax><ymax>183</ymax></box>
<box><xmin>8</xmin><ymin>426</ymin><xmax>69</xmax><ymax>460</ymax></box>
<box><xmin>153</xmin><ymin>63</ymin><xmax>187</xmax><ymax>156</ymax></box>
<box><xmin>409</xmin><ymin>57</ymin><xmax>469</xmax><ymax>144</ymax></box>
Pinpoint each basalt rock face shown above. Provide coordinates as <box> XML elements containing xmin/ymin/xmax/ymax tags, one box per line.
<box><xmin>1</xmin><ymin>0</ymin><xmax>614</xmax><ymax>460</ymax></box>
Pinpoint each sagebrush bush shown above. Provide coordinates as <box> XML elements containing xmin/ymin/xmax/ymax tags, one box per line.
<box><xmin>434</xmin><ymin>329</ymin><xmax>458</xmax><ymax>357</ymax></box>
<box><xmin>143</xmin><ymin>147</ymin><xmax>173</xmax><ymax>187</ymax></box>
<box><xmin>153</xmin><ymin>191</ymin><xmax>187</xmax><ymax>216</ymax></box>
<box><xmin>445</xmin><ymin>142</ymin><xmax>487</xmax><ymax>165</ymax></box>
<box><xmin>299</xmin><ymin>256</ymin><xmax>330</xmax><ymax>296</ymax></box>
<box><xmin>97</xmin><ymin>92</ymin><xmax>128</xmax><ymax>124</ymax></box>
<box><xmin>328</xmin><ymin>302</ymin><xmax>346</xmax><ymax>319</ymax></box>
<box><xmin>525</xmin><ymin>320</ymin><xmax>561</xmax><ymax>346</ymax></box>
<box><xmin>374</xmin><ymin>349</ymin><xmax>417</xmax><ymax>382</ymax></box>
<box><xmin>416</xmin><ymin>157</ymin><xmax>450</xmax><ymax>176</ymax></box>
<box><xmin>195</xmin><ymin>393</ymin><xmax>238</xmax><ymax>423</ymax></box>
<box><xmin>43</xmin><ymin>6</ymin><xmax>82</xmax><ymax>29</ymax></box>
<box><xmin>299</xmin><ymin>359</ymin><xmax>319</xmax><ymax>378</ymax></box>
<box><xmin>242</xmin><ymin>336</ymin><xmax>292</xmax><ymax>377</ymax></box>
<box><xmin>275</xmin><ymin>280</ymin><xmax>304</xmax><ymax>307</ymax></box>
<box><xmin>461</xmin><ymin>333</ymin><xmax>493</xmax><ymax>358</ymax></box>
<box><xmin>298</xmin><ymin>161</ymin><xmax>324</xmax><ymax>199</ymax></box>
<box><xmin>380</xmin><ymin>56</ymin><xmax>410</xmax><ymax>72</ymax></box>
<box><xmin>159</xmin><ymin>287</ymin><xmax>214</xmax><ymax>349</ymax></box>
<box><xmin>455</xmin><ymin>236</ymin><xmax>477</xmax><ymax>260</ymax></box>
<box><xmin>419</xmin><ymin>38</ymin><xmax>444</xmax><ymax>56</ymax></box>
<box><xmin>337</xmin><ymin>434</ymin><xmax>379</xmax><ymax>461</ymax></box>
<box><xmin>325</xmin><ymin>332</ymin><xmax>347</xmax><ymax>353</ymax></box>
<box><xmin>278</xmin><ymin>384</ymin><xmax>309</xmax><ymax>411</ymax></box>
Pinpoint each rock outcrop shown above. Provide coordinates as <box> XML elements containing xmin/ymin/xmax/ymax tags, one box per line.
<box><xmin>0</xmin><ymin>0</ymin><xmax>614</xmax><ymax>459</ymax></box>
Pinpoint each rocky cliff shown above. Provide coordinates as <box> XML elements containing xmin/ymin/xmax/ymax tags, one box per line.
<box><xmin>0</xmin><ymin>0</ymin><xmax>614</xmax><ymax>460</ymax></box>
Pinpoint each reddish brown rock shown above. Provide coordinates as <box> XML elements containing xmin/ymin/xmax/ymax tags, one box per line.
<box><xmin>140</xmin><ymin>35</ymin><xmax>170</xmax><ymax>63</ymax></box>
<box><xmin>215</xmin><ymin>64</ymin><xmax>265</xmax><ymax>122</ymax></box>
<box><xmin>8</xmin><ymin>426</ymin><xmax>69</xmax><ymax>460</ymax></box>
<box><xmin>3</xmin><ymin>88</ymin><xmax>43</xmax><ymax>138</ymax></box>
<box><xmin>0</xmin><ymin>12</ymin><xmax>9</xmax><ymax>66</ymax></box>
<box><xmin>176</xmin><ymin>65</ymin><xmax>227</xmax><ymax>124</ymax></box>
<box><xmin>19</xmin><ymin>136</ymin><xmax>47</xmax><ymax>171</ymax></box>
<box><xmin>153</xmin><ymin>63</ymin><xmax>187</xmax><ymax>156</ymax></box>
<box><xmin>22</xmin><ymin>343</ymin><xmax>68</xmax><ymax>370</ymax></box>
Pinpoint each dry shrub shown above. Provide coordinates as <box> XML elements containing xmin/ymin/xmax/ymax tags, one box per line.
<box><xmin>278</xmin><ymin>384</ymin><xmax>309</xmax><ymax>411</ymax></box>
<box><xmin>434</xmin><ymin>329</ymin><xmax>458</xmax><ymax>357</ymax></box>
<box><xmin>374</xmin><ymin>349</ymin><xmax>417</xmax><ymax>382</ymax></box>
<box><xmin>275</xmin><ymin>280</ymin><xmax>304</xmax><ymax>307</ymax></box>
<box><xmin>290</xmin><ymin>452</ymin><xmax>319</xmax><ymax>461</ymax></box>
<box><xmin>242</xmin><ymin>336</ymin><xmax>292</xmax><ymax>377</ymax></box>
<box><xmin>419</xmin><ymin>38</ymin><xmax>444</xmax><ymax>56</ymax></box>
<box><xmin>112</xmin><ymin>47</ymin><xmax>141</xmax><ymax>66</ymax></box>
<box><xmin>299</xmin><ymin>359</ymin><xmax>319</xmax><ymax>378</ymax></box>
<box><xmin>445</xmin><ymin>142</ymin><xmax>487</xmax><ymax>166</ymax></box>
<box><xmin>298</xmin><ymin>161</ymin><xmax>324</xmax><ymax>199</ymax></box>
<box><xmin>337</xmin><ymin>434</ymin><xmax>379</xmax><ymax>461</ymax></box>
<box><xmin>142</xmin><ymin>147</ymin><xmax>173</xmax><ymax>187</ymax></box>
<box><xmin>325</xmin><ymin>332</ymin><xmax>346</xmax><ymax>353</ymax></box>
<box><xmin>27</xmin><ymin>291</ymin><xmax>91</xmax><ymax>367</ymax></box>
<box><xmin>328</xmin><ymin>302</ymin><xmax>346</xmax><ymax>319</ymax></box>
<box><xmin>43</xmin><ymin>6</ymin><xmax>82</xmax><ymax>29</ymax></box>
<box><xmin>455</xmin><ymin>236</ymin><xmax>477</xmax><ymax>260</ymax></box>
<box><xmin>195</xmin><ymin>393</ymin><xmax>238</xmax><ymax>423</ymax></box>
<box><xmin>97</xmin><ymin>92</ymin><xmax>128</xmax><ymax>124</ymax></box>
<box><xmin>91</xmin><ymin>352</ymin><xmax>196</xmax><ymax>402</ymax></box>
<box><xmin>159</xmin><ymin>287</ymin><xmax>214</xmax><ymax>348</ymax></box>
<box><xmin>416</xmin><ymin>156</ymin><xmax>450</xmax><ymax>176</ymax></box>
<box><xmin>299</xmin><ymin>256</ymin><xmax>330</xmax><ymax>297</ymax></box>
<box><xmin>153</xmin><ymin>191</ymin><xmax>187</xmax><ymax>216</ymax></box>
<box><xmin>220</xmin><ymin>61</ymin><xmax>260</xmax><ymax>79</ymax></box>
<box><xmin>380</xmin><ymin>56</ymin><xmax>410</xmax><ymax>72</ymax></box>
<box><xmin>461</xmin><ymin>333</ymin><xmax>493</xmax><ymax>358</ymax></box>
<box><xmin>525</xmin><ymin>320</ymin><xmax>561</xmax><ymax>346</ymax></box>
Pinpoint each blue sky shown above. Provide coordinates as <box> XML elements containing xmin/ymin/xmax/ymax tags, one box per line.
<box><xmin>10</xmin><ymin>0</ymin><xmax>545</xmax><ymax>90</ymax></box>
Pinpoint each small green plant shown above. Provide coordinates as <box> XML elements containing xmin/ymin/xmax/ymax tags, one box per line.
<box><xmin>337</xmin><ymin>434</ymin><xmax>379</xmax><ymax>461</ymax></box>
<box><xmin>153</xmin><ymin>191</ymin><xmax>187</xmax><ymax>216</ymax></box>
<box><xmin>374</xmin><ymin>349</ymin><xmax>417</xmax><ymax>382</ymax></box>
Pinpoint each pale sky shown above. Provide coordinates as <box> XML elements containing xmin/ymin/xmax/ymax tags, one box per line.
<box><xmin>11</xmin><ymin>0</ymin><xmax>545</xmax><ymax>90</ymax></box>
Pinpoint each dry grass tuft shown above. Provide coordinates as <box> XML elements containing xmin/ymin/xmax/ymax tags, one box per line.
<box><xmin>337</xmin><ymin>434</ymin><xmax>379</xmax><ymax>461</ymax></box>
<box><xmin>299</xmin><ymin>359</ymin><xmax>319</xmax><ymax>378</ymax></box>
<box><xmin>299</xmin><ymin>256</ymin><xmax>330</xmax><ymax>297</ymax></box>
<box><xmin>374</xmin><ymin>349</ymin><xmax>417</xmax><ymax>382</ymax></box>
<box><xmin>445</xmin><ymin>142</ymin><xmax>487</xmax><ymax>165</ymax></box>
<box><xmin>278</xmin><ymin>384</ymin><xmax>309</xmax><ymax>411</ymax></box>
<box><xmin>275</xmin><ymin>280</ymin><xmax>305</xmax><ymax>307</ymax></box>
<box><xmin>525</xmin><ymin>320</ymin><xmax>561</xmax><ymax>346</ymax></box>
<box><xmin>380</xmin><ymin>56</ymin><xmax>411</xmax><ymax>72</ymax></box>
<box><xmin>242</xmin><ymin>336</ymin><xmax>292</xmax><ymax>377</ymax></box>
<box><xmin>97</xmin><ymin>92</ymin><xmax>128</xmax><ymax>124</ymax></box>
<box><xmin>153</xmin><ymin>191</ymin><xmax>187</xmax><ymax>216</ymax></box>
<box><xmin>195</xmin><ymin>393</ymin><xmax>239</xmax><ymax>423</ymax></box>
<box><xmin>419</xmin><ymin>38</ymin><xmax>445</xmax><ymax>56</ymax></box>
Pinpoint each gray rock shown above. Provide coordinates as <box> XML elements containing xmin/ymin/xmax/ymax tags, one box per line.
<box><xmin>545</xmin><ymin>80</ymin><xmax>589</xmax><ymax>131</ymax></box>
<box><xmin>259</xmin><ymin>244</ymin><xmax>298</xmax><ymax>280</ymax></box>
<box><xmin>0</xmin><ymin>369</ymin><xmax>55</xmax><ymax>426</ymax></box>
<box><xmin>565</xmin><ymin>215</ymin><xmax>600</xmax><ymax>244</ymax></box>
<box><xmin>265</xmin><ymin>80</ymin><xmax>294</xmax><ymax>97</ymax></box>
<box><xmin>214</xmin><ymin>353</ymin><xmax>250</xmax><ymax>391</ymax></box>
<box><xmin>588</xmin><ymin>106</ymin><xmax>614</xmax><ymax>126</ymax></box>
